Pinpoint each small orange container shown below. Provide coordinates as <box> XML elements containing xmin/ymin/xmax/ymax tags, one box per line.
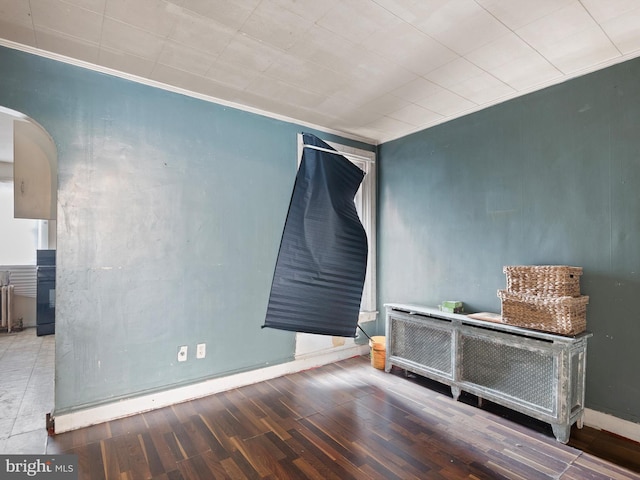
<box><xmin>369</xmin><ymin>336</ymin><xmax>386</xmax><ymax>370</ymax></box>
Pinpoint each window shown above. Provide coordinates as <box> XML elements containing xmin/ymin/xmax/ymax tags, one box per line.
<box><xmin>297</xmin><ymin>134</ymin><xmax>377</xmax><ymax>323</ymax></box>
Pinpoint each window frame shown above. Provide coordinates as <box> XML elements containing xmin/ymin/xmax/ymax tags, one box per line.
<box><xmin>296</xmin><ymin>134</ymin><xmax>377</xmax><ymax>324</ymax></box>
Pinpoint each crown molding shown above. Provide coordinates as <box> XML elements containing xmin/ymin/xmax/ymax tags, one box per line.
<box><xmin>0</xmin><ymin>39</ymin><xmax>377</xmax><ymax>146</ymax></box>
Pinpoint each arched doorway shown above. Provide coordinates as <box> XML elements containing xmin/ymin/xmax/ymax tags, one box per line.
<box><xmin>0</xmin><ymin>105</ymin><xmax>57</xmax><ymax>454</ymax></box>
<box><xmin>0</xmin><ymin>106</ymin><xmax>57</xmax><ymax>332</ymax></box>
<box><xmin>2</xmin><ymin>106</ymin><xmax>57</xmax><ymax>222</ymax></box>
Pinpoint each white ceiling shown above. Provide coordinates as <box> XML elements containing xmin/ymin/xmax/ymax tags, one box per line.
<box><xmin>1</xmin><ymin>0</ymin><xmax>640</xmax><ymax>144</ymax></box>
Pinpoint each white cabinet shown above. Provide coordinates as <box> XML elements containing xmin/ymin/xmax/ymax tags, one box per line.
<box><xmin>385</xmin><ymin>303</ymin><xmax>591</xmax><ymax>443</ymax></box>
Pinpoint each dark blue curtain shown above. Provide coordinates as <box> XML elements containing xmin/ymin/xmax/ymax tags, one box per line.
<box><xmin>263</xmin><ymin>133</ymin><xmax>368</xmax><ymax>337</ymax></box>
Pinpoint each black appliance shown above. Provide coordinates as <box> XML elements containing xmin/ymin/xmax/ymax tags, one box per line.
<box><xmin>36</xmin><ymin>249</ymin><xmax>56</xmax><ymax>336</ymax></box>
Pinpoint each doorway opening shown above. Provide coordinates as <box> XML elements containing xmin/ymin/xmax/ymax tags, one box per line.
<box><xmin>0</xmin><ymin>106</ymin><xmax>57</xmax><ymax>333</ymax></box>
<box><xmin>0</xmin><ymin>106</ymin><xmax>57</xmax><ymax>454</ymax></box>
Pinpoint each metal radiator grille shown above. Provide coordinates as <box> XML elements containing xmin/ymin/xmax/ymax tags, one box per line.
<box><xmin>461</xmin><ymin>336</ymin><xmax>554</xmax><ymax>410</ymax></box>
<box><xmin>390</xmin><ymin>318</ymin><xmax>452</xmax><ymax>375</ymax></box>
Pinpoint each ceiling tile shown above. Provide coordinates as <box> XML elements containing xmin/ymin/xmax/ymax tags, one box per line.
<box><xmin>282</xmin><ymin>88</ymin><xmax>327</xmax><ymax>110</ymax></box>
<box><xmin>230</xmin><ymin>91</ymin><xmax>299</xmax><ymax>119</ymax></box>
<box><xmin>465</xmin><ymin>33</ymin><xmax>534</xmax><ymax>71</ymax></box>
<box><xmin>0</xmin><ymin>20</ymin><xmax>36</xmax><ymax>46</ymax></box>
<box><xmin>101</xmin><ymin>17</ymin><xmax>166</xmax><ymax>60</ymax></box>
<box><xmin>104</xmin><ymin>0</ymin><xmax>179</xmax><ymax>37</ymax></box>
<box><xmin>30</xmin><ymin>0</ymin><xmax>103</xmax><ymax>44</ymax></box>
<box><xmin>204</xmin><ymin>87</ymin><xmax>249</xmax><ymax>106</ymax></box>
<box><xmin>447</xmin><ymin>71</ymin><xmax>514</xmax><ymax>104</ymax></box>
<box><xmin>535</xmin><ymin>25</ymin><xmax>620</xmax><ymax>74</ymax></box>
<box><xmin>264</xmin><ymin>56</ymin><xmax>349</xmax><ymax>97</ymax></box>
<box><xmin>168</xmin><ymin>9</ymin><xmax>234</xmax><ymax>56</ymax></box>
<box><xmin>391</xmin><ymin>77</ymin><xmax>448</xmax><ymax>103</ymax></box>
<box><xmin>476</xmin><ymin>0</ymin><xmax>573</xmax><ymax>30</ymax></box>
<box><xmin>354</xmin><ymin>60</ymin><xmax>419</xmax><ymax>93</ymax></box>
<box><xmin>353</xmin><ymin>93</ymin><xmax>411</xmax><ymax>117</ymax></box>
<box><xmin>240</xmin><ymin>5</ymin><xmax>313</xmax><ymax>50</ymax></box>
<box><xmin>338</xmin><ymin>68</ymin><xmax>419</xmax><ymax>108</ymax></box>
<box><xmin>516</xmin><ymin>2</ymin><xmax>598</xmax><ymax>48</ymax></box>
<box><xmin>98</xmin><ymin>47</ymin><xmax>156</xmax><ymax>78</ymax></box>
<box><xmin>334</xmin><ymin>104</ymin><xmax>385</xmax><ymax>126</ymax></box>
<box><xmin>415</xmin><ymin>89</ymin><xmax>477</xmax><ymax>116</ymax></box>
<box><xmin>0</xmin><ymin>0</ymin><xmax>34</xmax><ymax>26</ymax></box>
<box><xmin>197</xmin><ymin>80</ymin><xmax>251</xmax><ymax>105</ymax></box>
<box><xmin>313</xmin><ymin>95</ymin><xmax>363</xmax><ymax>120</ymax></box>
<box><xmin>240</xmin><ymin>91</ymin><xmax>338</xmax><ymax>128</ymax></box>
<box><xmin>288</xmin><ymin>25</ymin><xmax>379</xmax><ymax>76</ymax></box>
<box><xmin>316</xmin><ymin>0</ymin><xmax>401</xmax><ymax>44</ymax></box>
<box><xmin>342</xmin><ymin>124</ymin><xmax>385</xmax><ymax>142</ymax></box>
<box><xmin>289</xmin><ymin>24</ymin><xmax>420</xmax><ymax>100</ymax></box>
<box><xmin>299</xmin><ymin>110</ymin><xmax>344</xmax><ymax>129</ymax></box>
<box><xmin>35</xmin><ymin>27</ymin><xmax>100</xmax><ymax>63</ymax></box>
<box><xmin>363</xmin><ymin>115</ymin><xmax>413</xmax><ymax>136</ymax></box>
<box><xmin>387</xmin><ymin>103</ymin><xmax>444</xmax><ymax>126</ymax></box>
<box><xmin>413</xmin><ymin>0</ymin><xmax>510</xmax><ymax>55</ymax></box>
<box><xmin>363</xmin><ymin>21</ymin><xmax>458</xmax><ymax>76</ymax></box>
<box><xmin>150</xmin><ymin>62</ymin><xmax>219</xmax><ymax>94</ymax></box>
<box><xmin>369</xmin><ymin>0</ymin><xmax>451</xmax><ymax>24</ymax></box>
<box><xmin>488</xmin><ymin>52</ymin><xmax>562</xmax><ymax>90</ymax></box>
<box><xmin>465</xmin><ymin>32</ymin><xmax>563</xmax><ymax>90</ymax></box>
<box><xmin>515</xmin><ymin>1</ymin><xmax>622</xmax><ymax>73</ymax></box>
<box><xmin>264</xmin><ymin>0</ymin><xmax>339</xmax><ymax>23</ymax></box>
<box><xmin>580</xmin><ymin>0</ymin><xmax>640</xmax><ymax>23</ymax></box>
<box><xmin>244</xmin><ymin>75</ymin><xmax>325</xmax><ymax>109</ymax></box>
<box><xmin>425</xmin><ymin>57</ymin><xmax>485</xmax><ymax>88</ymax></box>
<box><xmin>601</xmin><ymin>7</ymin><xmax>640</xmax><ymax>54</ymax></box>
<box><xmin>62</xmin><ymin>0</ymin><xmax>106</xmax><ymax>14</ymax></box>
<box><xmin>180</xmin><ymin>0</ymin><xmax>259</xmax><ymax>30</ymax></box>
<box><xmin>205</xmin><ymin>59</ymin><xmax>260</xmax><ymax>90</ymax></box>
<box><xmin>156</xmin><ymin>41</ymin><xmax>216</xmax><ymax>76</ymax></box>
<box><xmin>217</xmin><ymin>34</ymin><xmax>283</xmax><ymax>73</ymax></box>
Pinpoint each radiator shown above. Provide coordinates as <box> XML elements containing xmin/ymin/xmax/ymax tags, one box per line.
<box><xmin>1</xmin><ymin>284</ymin><xmax>15</xmax><ymax>332</ymax></box>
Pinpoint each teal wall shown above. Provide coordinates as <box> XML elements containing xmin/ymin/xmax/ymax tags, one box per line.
<box><xmin>0</xmin><ymin>46</ymin><xmax>373</xmax><ymax>414</ymax></box>
<box><xmin>378</xmin><ymin>57</ymin><xmax>640</xmax><ymax>424</ymax></box>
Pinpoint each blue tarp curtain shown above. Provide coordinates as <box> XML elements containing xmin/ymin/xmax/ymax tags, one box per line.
<box><xmin>262</xmin><ymin>133</ymin><xmax>368</xmax><ymax>337</ymax></box>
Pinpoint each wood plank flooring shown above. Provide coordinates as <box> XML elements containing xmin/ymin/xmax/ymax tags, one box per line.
<box><xmin>47</xmin><ymin>356</ymin><xmax>640</xmax><ymax>480</ymax></box>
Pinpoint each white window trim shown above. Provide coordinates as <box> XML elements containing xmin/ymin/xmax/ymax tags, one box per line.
<box><xmin>296</xmin><ymin>134</ymin><xmax>377</xmax><ymax>324</ymax></box>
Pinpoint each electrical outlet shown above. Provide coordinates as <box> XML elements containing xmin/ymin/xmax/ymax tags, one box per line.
<box><xmin>196</xmin><ymin>343</ymin><xmax>206</xmax><ymax>359</ymax></box>
<box><xmin>177</xmin><ymin>345</ymin><xmax>188</xmax><ymax>362</ymax></box>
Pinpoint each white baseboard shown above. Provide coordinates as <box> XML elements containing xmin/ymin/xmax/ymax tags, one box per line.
<box><xmin>584</xmin><ymin>408</ymin><xmax>640</xmax><ymax>443</ymax></box>
<box><xmin>54</xmin><ymin>350</ymin><xmax>640</xmax><ymax>446</ymax></box>
<box><xmin>53</xmin><ymin>344</ymin><xmax>369</xmax><ymax>434</ymax></box>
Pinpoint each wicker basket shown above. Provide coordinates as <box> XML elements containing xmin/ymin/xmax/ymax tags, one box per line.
<box><xmin>497</xmin><ymin>290</ymin><xmax>588</xmax><ymax>336</ymax></box>
<box><xmin>503</xmin><ymin>265</ymin><xmax>582</xmax><ymax>297</ymax></box>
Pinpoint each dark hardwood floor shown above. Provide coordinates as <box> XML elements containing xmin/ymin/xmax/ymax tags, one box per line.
<box><xmin>47</xmin><ymin>355</ymin><xmax>640</xmax><ymax>479</ymax></box>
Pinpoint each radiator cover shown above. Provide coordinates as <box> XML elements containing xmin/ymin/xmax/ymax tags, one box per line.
<box><xmin>385</xmin><ymin>304</ymin><xmax>590</xmax><ymax>444</ymax></box>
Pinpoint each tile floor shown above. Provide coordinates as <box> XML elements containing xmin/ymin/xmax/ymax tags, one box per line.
<box><xmin>0</xmin><ymin>328</ymin><xmax>54</xmax><ymax>454</ymax></box>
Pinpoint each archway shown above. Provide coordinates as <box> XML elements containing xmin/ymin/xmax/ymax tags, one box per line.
<box><xmin>0</xmin><ymin>105</ymin><xmax>57</xmax><ymax>453</ymax></box>
<box><xmin>0</xmin><ymin>106</ymin><xmax>57</xmax><ymax>221</ymax></box>
<box><xmin>0</xmin><ymin>106</ymin><xmax>57</xmax><ymax>332</ymax></box>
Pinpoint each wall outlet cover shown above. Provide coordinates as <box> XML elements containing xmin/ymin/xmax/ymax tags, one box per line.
<box><xmin>178</xmin><ymin>345</ymin><xmax>188</xmax><ymax>362</ymax></box>
<box><xmin>196</xmin><ymin>343</ymin><xmax>206</xmax><ymax>359</ymax></box>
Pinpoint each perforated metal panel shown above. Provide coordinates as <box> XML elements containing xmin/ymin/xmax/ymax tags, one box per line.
<box><xmin>461</xmin><ymin>336</ymin><xmax>555</xmax><ymax>411</ymax></box>
<box><xmin>390</xmin><ymin>317</ymin><xmax>452</xmax><ymax>375</ymax></box>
